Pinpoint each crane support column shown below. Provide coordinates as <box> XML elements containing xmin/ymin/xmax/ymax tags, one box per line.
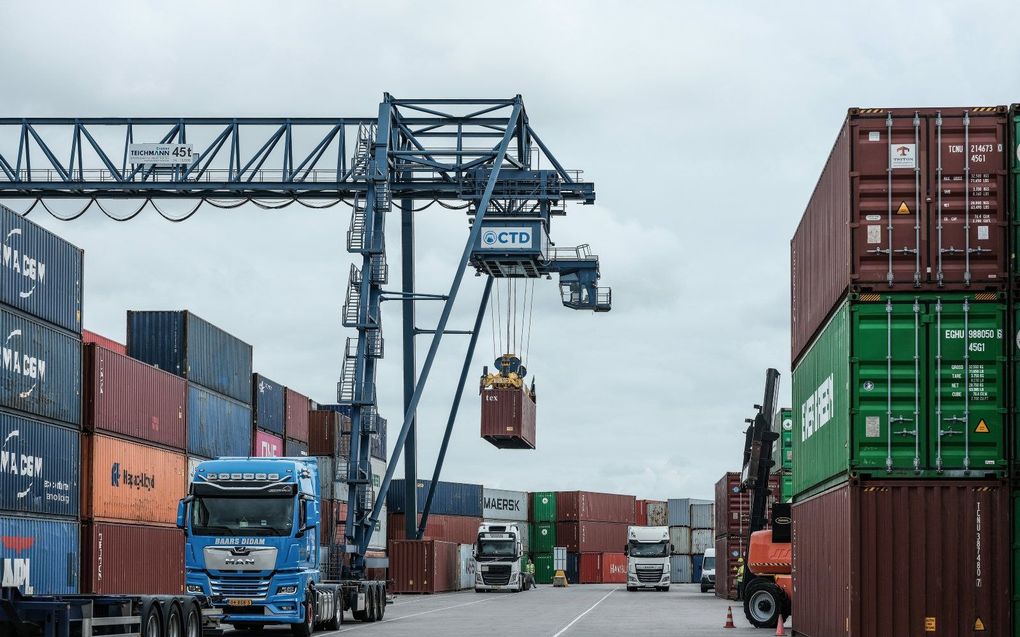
<box><xmin>401</xmin><ymin>196</ymin><xmax>418</xmax><ymax>540</ymax></box>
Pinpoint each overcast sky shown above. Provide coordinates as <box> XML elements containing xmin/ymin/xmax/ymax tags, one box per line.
<box><xmin>2</xmin><ymin>1</ymin><xmax>1017</xmax><ymax>501</ymax></box>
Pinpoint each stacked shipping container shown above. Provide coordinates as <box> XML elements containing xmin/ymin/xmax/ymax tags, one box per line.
<box><xmin>667</xmin><ymin>498</ymin><xmax>713</xmax><ymax>584</ymax></box>
<box><xmin>556</xmin><ymin>491</ymin><xmax>634</xmax><ymax>585</ymax></box>
<box><xmin>529</xmin><ymin>491</ymin><xmax>557</xmax><ymax>583</ymax></box>
<box><xmin>713</xmin><ymin>472</ymin><xmax>780</xmax><ymax>600</ymax></box>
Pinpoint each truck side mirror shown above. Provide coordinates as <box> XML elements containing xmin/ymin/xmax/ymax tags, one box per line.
<box><xmin>623</xmin><ymin>544</ymin><xmax>629</xmax><ymax>556</ymax></box>
<box><xmin>298</xmin><ymin>499</ymin><xmax>317</xmax><ymax>536</ymax></box>
<box><xmin>177</xmin><ymin>497</ymin><xmax>192</xmax><ymax>531</ymax></box>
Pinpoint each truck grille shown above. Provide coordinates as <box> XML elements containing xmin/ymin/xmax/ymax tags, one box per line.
<box><xmin>210</xmin><ymin>575</ymin><xmax>271</xmax><ymax>598</ymax></box>
<box><xmin>480</xmin><ymin>564</ymin><xmax>511</xmax><ymax>586</ymax></box>
<box><xmin>636</xmin><ymin>566</ymin><xmax>663</xmax><ymax>583</ymax></box>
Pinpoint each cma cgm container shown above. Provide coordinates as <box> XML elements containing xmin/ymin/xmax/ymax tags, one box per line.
<box><xmin>251</xmin><ymin>373</ymin><xmax>285</xmax><ymax>436</ymax></box>
<box><xmin>791</xmin><ymin>107</ymin><xmax>1009</xmax><ymax>365</ymax></box>
<box><xmin>0</xmin><ymin>307</ymin><xmax>81</xmax><ymax>425</ymax></box>
<box><xmin>792</xmin><ymin>480</ymin><xmax>1009</xmax><ymax>637</ymax></box>
<box><xmin>792</xmin><ymin>293</ymin><xmax>1007</xmax><ymax>498</ymax></box>
<box><xmin>0</xmin><ymin>203</ymin><xmax>83</xmax><ymax>333</ymax></box>
<box><xmin>387</xmin><ymin>479</ymin><xmax>483</xmax><ymax>518</ymax></box>
<box><xmin>0</xmin><ymin>411</ymin><xmax>80</xmax><ymax>517</ymax></box>
<box><xmin>81</xmin><ymin>434</ymin><xmax>187</xmax><ymax>526</ymax></box>
<box><xmin>0</xmin><ymin>514</ymin><xmax>79</xmax><ymax>595</ymax></box>
<box><xmin>284</xmin><ymin>388</ymin><xmax>310</xmax><ymax>442</ymax></box>
<box><xmin>80</xmin><ymin>522</ymin><xmax>184</xmax><ymax>594</ymax></box>
<box><xmin>556</xmin><ymin>521</ymin><xmax>629</xmax><ymax>553</ymax></box>
<box><xmin>389</xmin><ymin>539</ymin><xmax>458</xmax><ymax>594</ymax></box>
<box><xmin>126</xmin><ymin>310</ymin><xmax>253</xmax><ymax>403</ymax></box>
<box><xmin>530</xmin><ymin>491</ymin><xmax>556</xmax><ymax>522</ymax></box>
<box><xmin>482</xmin><ymin>488</ymin><xmax>528</xmax><ymax>522</ymax></box>
<box><xmin>714</xmin><ymin>472</ymin><xmax>780</xmax><ymax>538</ymax></box>
<box><xmin>82</xmin><ymin>330</ymin><xmax>126</xmax><ymax>355</ymax></box>
<box><xmin>253</xmin><ymin>429</ymin><xmax>283</xmax><ymax>457</ymax></box>
<box><xmin>187</xmin><ymin>385</ymin><xmax>252</xmax><ymax>459</ymax></box>
<box><xmin>83</xmin><ymin>344</ymin><xmax>187</xmax><ymax>450</ymax></box>
<box><xmin>388</xmin><ymin>513</ymin><xmax>482</xmax><ymax>545</ymax></box>
<box><xmin>480</xmin><ymin>386</ymin><xmax>536</xmax><ymax>449</ymax></box>
<box><xmin>557</xmin><ymin>491</ymin><xmax>635</xmax><ymax>524</ymax></box>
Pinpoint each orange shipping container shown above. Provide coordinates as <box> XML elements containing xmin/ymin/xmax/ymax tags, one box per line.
<box><xmin>81</xmin><ymin>434</ymin><xmax>187</xmax><ymax>526</ymax></box>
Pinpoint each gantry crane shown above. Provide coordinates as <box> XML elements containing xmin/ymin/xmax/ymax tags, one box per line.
<box><xmin>0</xmin><ymin>95</ymin><xmax>611</xmax><ymax>581</ymax></box>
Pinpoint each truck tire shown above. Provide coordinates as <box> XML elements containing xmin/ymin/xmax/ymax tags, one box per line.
<box><xmin>626</xmin><ymin>586</ymin><xmax>636</xmax><ymax>592</ymax></box>
<box><xmin>163</xmin><ymin>602</ymin><xmax>183</xmax><ymax>637</ymax></box>
<box><xmin>141</xmin><ymin>601</ymin><xmax>163</xmax><ymax>637</ymax></box>
<box><xmin>375</xmin><ymin>584</ymin><xmax>386</xmax><ymax>620</ymax></box>
<box><xmin>322</xmin><ymin>590</ymin><xmax>342</xmax><ymax>630</ymax></box>
<box><xmin>290</xmin><ymin>601</ymin><xmax>314</xmax><ymax>637</ymax></box>
<box><xmin>742</xmin><ymin>578</ymin><xmax>785</xmax><ymax>629</ymax></box>
<box><xmin>365</xmin><ymin>587</ymin><xmax>377</xmax><ymax>623</ymax></box>
<box><xmin>183</xmin><ymin>601</ymin><xmax>202</xmax><ymax>637</ymax></box>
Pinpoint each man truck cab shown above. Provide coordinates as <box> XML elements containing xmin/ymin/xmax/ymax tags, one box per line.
<box><xmin>625</xmin><ymin>526</ymin><xmax>671</xmax><ymax>591</ymax></box>
<box><xmin>474</xmin><ymin>522</ymin><xmax>531</xmax><ymax>592</ymax></box>
<box><xmin>701</xmin><ymin>548</ymin><xmax>716</xmax><ymax>593</ymax></box>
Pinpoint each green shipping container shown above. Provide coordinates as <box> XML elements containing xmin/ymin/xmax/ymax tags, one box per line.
<box><xmin>772</xmin><ymin>408</ymin><xmax>794</xmax><ymax>502</ymax></box>
<box><xmin>792</xmin><ymin>294</ymin><xmax>1007</xmax><ymax>498</ymax></box>
<box><xmin>1014</xmin><ymin>488</ymin><xmax>1020</xmax><ymax>637</ymax></box>
<box><xmin>531</xmin><ymin>491</ymin><xmax>556</xmax><ymax>522</ymax></box>
<box><xmin>530</xmin><ymin>522</ymin><xmax>556</xmax><ymax>554</ymax></box>
<box><xmin>533</xmin><ymin>553</ymin><xmax>554</xmax><ymax>584</ymax></box>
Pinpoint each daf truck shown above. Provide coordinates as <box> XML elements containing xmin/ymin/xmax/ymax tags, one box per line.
<box><xmin>625</xmin><ymin>526</ymin><xmax>671</xmax><ymax>591</ymax></box>
<box><xmin>474</xmin><ymin>522</ymin><xmax>532</xmax><ymax>592</ymax></box>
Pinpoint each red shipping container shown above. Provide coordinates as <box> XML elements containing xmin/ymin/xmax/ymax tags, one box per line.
<box><xmin>80</xmin><ymin>522</ymin><xmax>184</xmax><ymax>594</ymax></box>
<box><xmin>284</xmin><ymin>388</ymin><xmax>310</xmax><ymax>443</ymax></box>
<box><xmin>578</xmin><ymin>552</ymin><xmax>628</xmax><ymax>584</ymax></box>
<box><xmin>321</xmin><ymin>500</ymin><xmax>348</xmax><ymax>546</ymax></box>
<box><xmin>388</xmin><ymin>513</ymin><xmax>481</xmax><ymax>545</ymax></box>
<box><xmin>84</xmin><ymin>344</ymin><xmax>187</xmax><ymax>450</ymax></box>
<box><xmin>791</xmin><ymin>107</ymin><xmax>1009</xmax><ymax>365</ymax></box>
<box><xmin>714</xmin><ymin>534</ymin><xmax>744</xmax><ymax>601</ymax></box>
<box><xmin>792</xmin><ymin>480</ymin><xmax>1009</xmax><ymax>637</ymax></box>
<box><xmin>253</xmin><ymin>429</ymin><xmax>283</xmax><ymax>457</ymax></box>
<box><xmin>713</xmin><ymin>472</ymin><xmax>779</xmax><ymax>538</ymax></box>
<box><xmin>308</xmin><ymin>410</ymin><xmax>349</xmax><ymax>456</ymax></box>
<box><xmin>480</xmin><ymin>386</ymin><xmax>536</xmax><ymax>449</ymax></box>
<box><xmin>556</xmin><ymin>491</ymin><xmax>635</xmax><ymax>523</ymax></box>
<box><xmin>83</xmin><ymin>330</ymin><xmax>126</xmax><ymax>355</ymax></box>
<box><xmin>556</xmin><ymin>521</ymin><xmax>629</xmax><ymax>553</ymax></box>
<box><xmin>389</xmin><ymin>539</ymin><xmax>457</xmax><ymax>593</ymax></box>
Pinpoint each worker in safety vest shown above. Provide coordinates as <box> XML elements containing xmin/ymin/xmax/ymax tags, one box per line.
<box><xmin>735</xmin><ymin>556</ymin><xmax>745</xmax><ymax>600</ymax></box>
<box><xmin>525</xmin><ymin>557</ymin><xmax>537</xmax><ymax>589</ymax></box>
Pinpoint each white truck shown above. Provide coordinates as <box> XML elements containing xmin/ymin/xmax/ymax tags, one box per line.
<box><xmin>474</xmin><ymin>522</ymin><xmax>532</xmax><ymax>592</ymax></box>
<box><xmin>625</xmin><ymin>526</ymin><xmax>671</xmax><ymax>591</ymax></box>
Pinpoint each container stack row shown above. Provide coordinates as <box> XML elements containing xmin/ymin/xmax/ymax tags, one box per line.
<box><xmin>712</xmin><ymin>471</ymin><xmax>780</xmax><ymax>601</ymax></box>
<box><xmin>789</xmin><ymin>106</ymin><xmax>1014</xmax><ymax>637</ymax></box>
<box><xmin>665</xmin><ymin>498</ymin><xmax>713</xmax><ymax>584</ymax></box>
<box><xmin>549</xmin><ymin>491</ymin><xmax>634</xmax><ymax>584</ymax></box>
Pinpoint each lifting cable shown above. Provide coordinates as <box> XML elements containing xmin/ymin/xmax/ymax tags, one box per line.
<box><xmin>487</xmin><ymin>275</ymin><xmax>536</xmax><ymax>371</ymax></box>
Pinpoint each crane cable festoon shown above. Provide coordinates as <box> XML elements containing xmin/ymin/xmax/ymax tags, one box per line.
<box><xmin>484</xmin><ymin>276</ymin><xmax>536</xmax><ymax>397</ymax></box>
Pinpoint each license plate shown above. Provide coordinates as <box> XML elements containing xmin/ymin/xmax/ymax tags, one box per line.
<box><xmin>479</xmin><ymin>565</ymin><xmax>489</xmax><ymax>572</ymax></box>
<box><xmin>227</xmin><ymin>598</ymin><xmax>252</xmax><ymax>607</ymax></box>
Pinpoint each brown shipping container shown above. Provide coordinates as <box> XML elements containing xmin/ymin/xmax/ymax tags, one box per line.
<box><xmin>80</xmin><ymin>522</ymin><xmax>184</xmax><ymax>594</ymax></box>
<box><xmin>792</xmin><ymin>480</ymin><xmax>1009</xmax><ymax>637</ymax></box>
<box><xmin>556</xmin><ymin>521</ymin><xmax>629</xmax><ymax>553</ymax></box>
<box><xmin>480</xmin><ymin>387</ymin><xmax>536</xmax><ymax>449</ymax></box>
<box><xmin>81</xmin><ymin>434</ymin><xmax>187</xmax><ymax>526</ymax></box>
<box><xmin>791</xmin><ymin>107</ymin><xmax>1009</xmax><ymax>365</ymax></box>
<box><xmin>388</xmin><ymin>514</ymin><xmax>481</xmax><ymax>545</ymax></box>
<box><xmin>285</xmin><ymin>388</ymin><xmax>310</xmax><ymax>443</ymax></box>
<box><xmin>389</xmin><ymin>539</ymin><xmax>457</xmax><ymax>594</ymax></box>
<box><xmin>556</xmin><ymin>491</ymin><xmax>636</xmax><ymax>523</ymax></box>
<box><xmin>714</xmin><ymin>534</ymin><xmax>743</xmax><ymax>601</ymax></box>
<box><xmin>83</xmin><ymin>330</ymin><xmax>127</xmax><ymax>355</ymax></box>
<box><xmin>714</xmin><ymin>472</ymin><xmax>780</xmax><ymax>538</ymax></box>
<box><xmin>84</xmin><ymin>344</ymin><xmax>187</xmax><ymax>450</ymax></box>
<box><xmin>308</xmin><ymin>410</ymin><xmax>348</xmax><ymax>456</ymax></box>
<box><xmin>321</xmin><ymin>500</ymin><xmax>348</xmax><ymax>547</ymax></box>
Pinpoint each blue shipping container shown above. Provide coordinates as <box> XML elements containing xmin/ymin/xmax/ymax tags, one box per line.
<box><xmin>252</xmin><ymin>373</ymin><xmax>285</xmax><ymax>435</ymax></box>
<box><xmin>188</xmin><ymin>385</ymin><xmax>252</xmax><ymax>459</ymax></box>
<box><xmin>0</xmin><ymin>411</ymin><xmax>79</xmax><ymax>517</ymax></box>
<box><xmin>0</xmin><ymin>307</ymin><xmax>81</xmax><ymax>425</ymax></box>
<box><xmin>0</xmin><ymin>514</ymin><xmax>79</xmax><ymax>594</ymax></box>
<box><xmin>566</xmin><ymin>552</ymin><xmax>579</xmax><ymax>584</ymax></box>
<box><xmin>387</xmin><ymin>479</ymin><xmax>483</xmax><ymax>517</ymax></box>
<box><xmin>692</xmin><ymin>553</ymin><xmax>704</xmax><ymax>584</ymax></box>
<box><xmin>1</xmin><ymin>204</ymin><xmax>83</xmax><ymax>333</ymax></box>
<box><xmin>127</xmin><ymin>311</ymin><xmax>253</xmax><ymax>403</ymax></box>
<box><xmin>285</xmin><ymin>438</ymin><xmax>308</xmax><ymax>457</ymax></box>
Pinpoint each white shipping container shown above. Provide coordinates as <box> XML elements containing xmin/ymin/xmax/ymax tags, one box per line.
<box><xmin>485</xmin><ymin>519</ymin><xmax>529</xmax><ymax>553</ymax></box>
<box><xmin>368</xmin><ymin>504</ymin><xmax>387</xmax><ymax>550</ymax></box>
<box><xmin>691</xmin><ymin>529</ymin><xmax>713</xmax><ymax>554</ymax></box>
<box><xmin>456</xmin><ymin>544</ymin><xmax>475</xmax><ymax>590</ymax></box>
<box><xmin>668</xmin><ymin>526</ymin><xmax>691</xmax><ymax>555</ymax></box>
<box><xmin>690</xmin><ymin>503</ymin><xmax>714</xmax><ymax>529</ymax></box>
<box><xmin>482</xmin><ymin>488</ymin><xmax>528</xmax><ymax>521</ymax></box>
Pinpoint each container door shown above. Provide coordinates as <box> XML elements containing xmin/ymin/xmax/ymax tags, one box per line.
<box><xmin>851</xmin><ymin>112</ymin><xmax>927</xmax><ymax>288</ymax></box>
<box><xmin>926</xmin><ymin>111</ymin><xmax>1007</xmax><ymax>288</ymax></box>
<box><xmin>927</xmin><ymin>297</ymin><xmax>1006</xmax><ymax>472</ymax></box>
<box><xmin>1014</xmin><ymin>114</ymin><xmax>1020</xmax><ymax>279</ymax></box>
<box><xmin>852</xmin><ymin>298</ymin><xmax>926</xmax><ymax>473</ymax></box>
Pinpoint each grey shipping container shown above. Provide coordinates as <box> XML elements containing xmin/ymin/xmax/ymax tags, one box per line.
<box><xmin>252</xmin><ymin>373</ymin><xmax>285</xmax><ymax>436</ymax></box>
<box><xmin>285</xmin><ymin>438</ymin><xmax>309</xmax><ymax>457</ymax></box>
<box><xmin>669</xmin><ymin>526</ymin><xmax>691</xmax><ymax>555</ymax></box>
<box><xmin>0</xmin><ymin>411</ymin><xmax>79</xmax><ymax>517</ymax></box>
<box><xmin>670</xmin><ymin>555</ymin><xmax>692</xmax><ymax>584</ymax></box>
<box><xmin>317</xmin><ymin>457</ymin><xmax>336</xmax><ymax>500</ymax></box>
<box><xmin>387</xmin><ymin>479</ymin><xmax>483</xmax><ymax>518</ymax></box>
<box><xmin>127</xmin><ymin>310</ymin><xmax>253</xmax><ymax>403</ymax></box>
<box><xmin>1</xmin><ymin>204</ymin><xmax>83</xmax><ymax>333</ymax></box>
<box><xmin>667</xmin><ymin>498</ymin><xmax>711</xmax><ymax>527</ymax></box>
<box><xmin>0</xmin><ymin>307</ymin><xmax>81</xmax><ymax>425</ymax></box>
<box><xmin>0</xmin><ymin>514</ymin><xmax>79</xmax><ymax>595</ymax></box>
<box><xmin>689</xmin><ymin>503</ymin><xmax>713</xmax><ymax>530</ymax></box>
<box><xmin>187</xmin><ymin>385</ymin><xmax>252</xmax><ymax>458</ymax></box>
<box><xmin>690</xmin><ymin>529</ymin><xmax>713</xmax><ymax>554</ymax></box>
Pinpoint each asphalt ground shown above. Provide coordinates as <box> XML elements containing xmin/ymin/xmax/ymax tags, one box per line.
<box><xmin>225</xmin><ymin>584</ymin><xmax>791</xmax><ymax>637</ymax></box>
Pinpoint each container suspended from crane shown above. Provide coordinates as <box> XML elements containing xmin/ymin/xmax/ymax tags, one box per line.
<box><xmin>480</xmin><ymin>354</ymin><xmax>536</xmax><ymax>449</ymax></box>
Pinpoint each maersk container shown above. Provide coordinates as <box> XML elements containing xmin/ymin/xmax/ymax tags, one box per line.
<box><xmin>792</xmin><ymin>293</ymin><xmax>1007</xmax><ymax>498</ymax></box>
<box><xmin>0</xmin><ymin>514</ymin><xmax>79</xmax><ymax>595</ymax></box>
<box><xmin>126</xmin><ymin>310</ymin><xmax>253</xmax><ymax>403</ymax></box>
<box><xmin>530</xmin><ymin>491</ymin><xmax>556</xmax><ymax>523</ymax></box>
<box><xmin>482</xmin><ymin>488</ymin><xmax>528</xmax><ymax>521</ymax></box>
<box><xmin>186</xmin><ymin>385</ymin><xmax>252</xmax><ymax>459</ymax></box>
<box><xmin>0</xmin><ymin>307</ymin><xmax>81</xmax><ymax>425</ymax></box>
<box><xmin>0</xmin><ymin>411</ymin><xmax>79</xmax><ymax>517</ymax></box>
<box><xmin>0</xmin><ymin>204</ymin><xmax>83</xmax><ymax>333</ymax></box>
<box><xmin>252</xmin><ymin>373</ymin><xmax>285</xmax><ymax>436</ymax></box>
<box><xmin>531</xmin><ymin>521</ymin><xmax>555</xmax><ymax>554</ymax></box>
<box><xmin>387</xmin><ymin>479</ymin><xmax>483</xmax><ymax>518</ymax></box>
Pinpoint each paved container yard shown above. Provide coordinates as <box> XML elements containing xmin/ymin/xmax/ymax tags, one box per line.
<box><xmin>225</xmin><ymin>584</ymin><xmax>789</xmax><ymax>636</ymax></box>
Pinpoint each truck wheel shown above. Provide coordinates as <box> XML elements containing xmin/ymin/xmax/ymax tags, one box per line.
<box><xmin>162</xmin><ymin>602</ymin><xmax>183</xmax><ymax>637</ymax></box>
<box><xmin>365</xmin><ymin>586</ymin><xmax>378</xmax><ymax>623</ymax></box>
<box><xmin>742</xmin><ymin>578</ymin><xmax>785</xmax><ymax>629</ymax></box>
<box><xmin>626</xmin><ymin>586</ymin><xmax>636</xmax><ymax>592</ymax></box>
<box><xmin>183</xmin><ymin>602</ymin><xmax>202</xmax><ymax>637</ymax></box>
<box><xmin>141</xmin><ymin>602</ymin><xmax>163</xmax><ymax>637</ymax></box>
<box><xmin>375</xmin><ymin>584</ymin><xmax>386</xmax><ymax>620</ymax></box>
<box><xmin>290</xmin><ymin>601</ymin><xmax>314</xmax><ymax>637</ymax></box>
<box><xmin>322</xmin><ymin>590</ymin><xmax>342</xmax><ymax>630</ymax></box>
<box><xmin>700</xmin><ymin>584</ymin><xmax>708</xmax><ymax>593</ymax></box>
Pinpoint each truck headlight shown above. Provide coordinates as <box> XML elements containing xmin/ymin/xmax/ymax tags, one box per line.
<box><xmin>278</xmin><ymin>585</ymin><xmax>299</xmax><ymax>595</ymax></box>
<box><xmin>186</xmin><ymin>585</ymin><xmax>203</xmax><ymax>594</ymax></box>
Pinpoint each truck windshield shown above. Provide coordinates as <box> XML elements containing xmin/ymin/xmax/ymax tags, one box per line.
<box><xmin>628</xmin><ymin>541</ymin><xmax>669</xmax><ymax>558</ymax></box>
<box><xmin>477</xmin><ymin>539</ymin><xmax>516</xmax><ymax>559</ymax></box>
<box><xmin>703</xmin><ymin>556</ymin><xmax>716</xmax><ymax>570</ymax></box>
<box><xmin>192</xmin><ymin>496</ymin><xmax>295</xmax><ymax>537</ymax></box>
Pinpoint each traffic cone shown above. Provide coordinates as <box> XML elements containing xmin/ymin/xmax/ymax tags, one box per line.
<box><xmin>724</xmin><ymin>606</ymin><xmax>735</xmax><ymax>628</ymax></box>
<box><xmin>775</xmin><ymin>614</ymin><xmax>786</xmax><ymax>636</ymax></box>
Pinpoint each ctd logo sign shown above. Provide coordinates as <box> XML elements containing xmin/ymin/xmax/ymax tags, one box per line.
<box><xmin>2</xmin><ymin>329</ymin><xmax>47</xmax><ymax>399</ymax></box>
<box><xmin>481</xmin><ymin>227</ymin><xmax>532</xmax><ymax>249</ymax></box>
<box><xmin>2</xmin><ymin>228</ymin><xmax>47</xmax><ymax>300</ymax></box>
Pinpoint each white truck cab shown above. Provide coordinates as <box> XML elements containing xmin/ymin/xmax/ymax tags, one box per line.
<box><xmin>701</xmin><ymin>548</ymin><xmax>716</xmax><ymax>593</ymax></box>
<box><xmin>625</xmin><ymin>526</ymin><xmax>671</xmax><ymax>591</ymax></box>
<box><xmin>474</xmin><ymin>522</ymin><xmax>531</xmax><ymax>592</ymax></box>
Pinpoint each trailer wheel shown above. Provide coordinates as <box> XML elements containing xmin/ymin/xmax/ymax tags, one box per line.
<box><xmin>141</xmin><ymin>601</ymin><xmax>163</xmax><ymax>637</ymax></box>
<box><xmin>365</xmin><ymin>586</ymin><xmax>377</xmax><ymax>623</ymax></box>
<box><xmin>322</xmin><ymin>590</ymin><xmax>342</xmax><ymax>630</ymax></box>
<box><xmin>183</xmin><ymin>602</ymin><xmax>202</xmax><ymax>637</ymax></box>
<box><xmin>743</xmin><ymin>578</ymin><xmax>786</xmax><ymax>629</ymax></box>
<box><xmin>375</xmin><ymin>584</ymin><xmax>386</xmax><ymax>620</ymax></box>
<box><xmin>163</xmin><ymin>602</ymin><xmax>183</xmax><ymax>637</ymax></box>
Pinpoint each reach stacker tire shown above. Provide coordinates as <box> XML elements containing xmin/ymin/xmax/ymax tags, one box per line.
<box><xmin>742</xmin><ymin>577</ymin><xmax>786</xmax><ymax>629</ymax></box>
